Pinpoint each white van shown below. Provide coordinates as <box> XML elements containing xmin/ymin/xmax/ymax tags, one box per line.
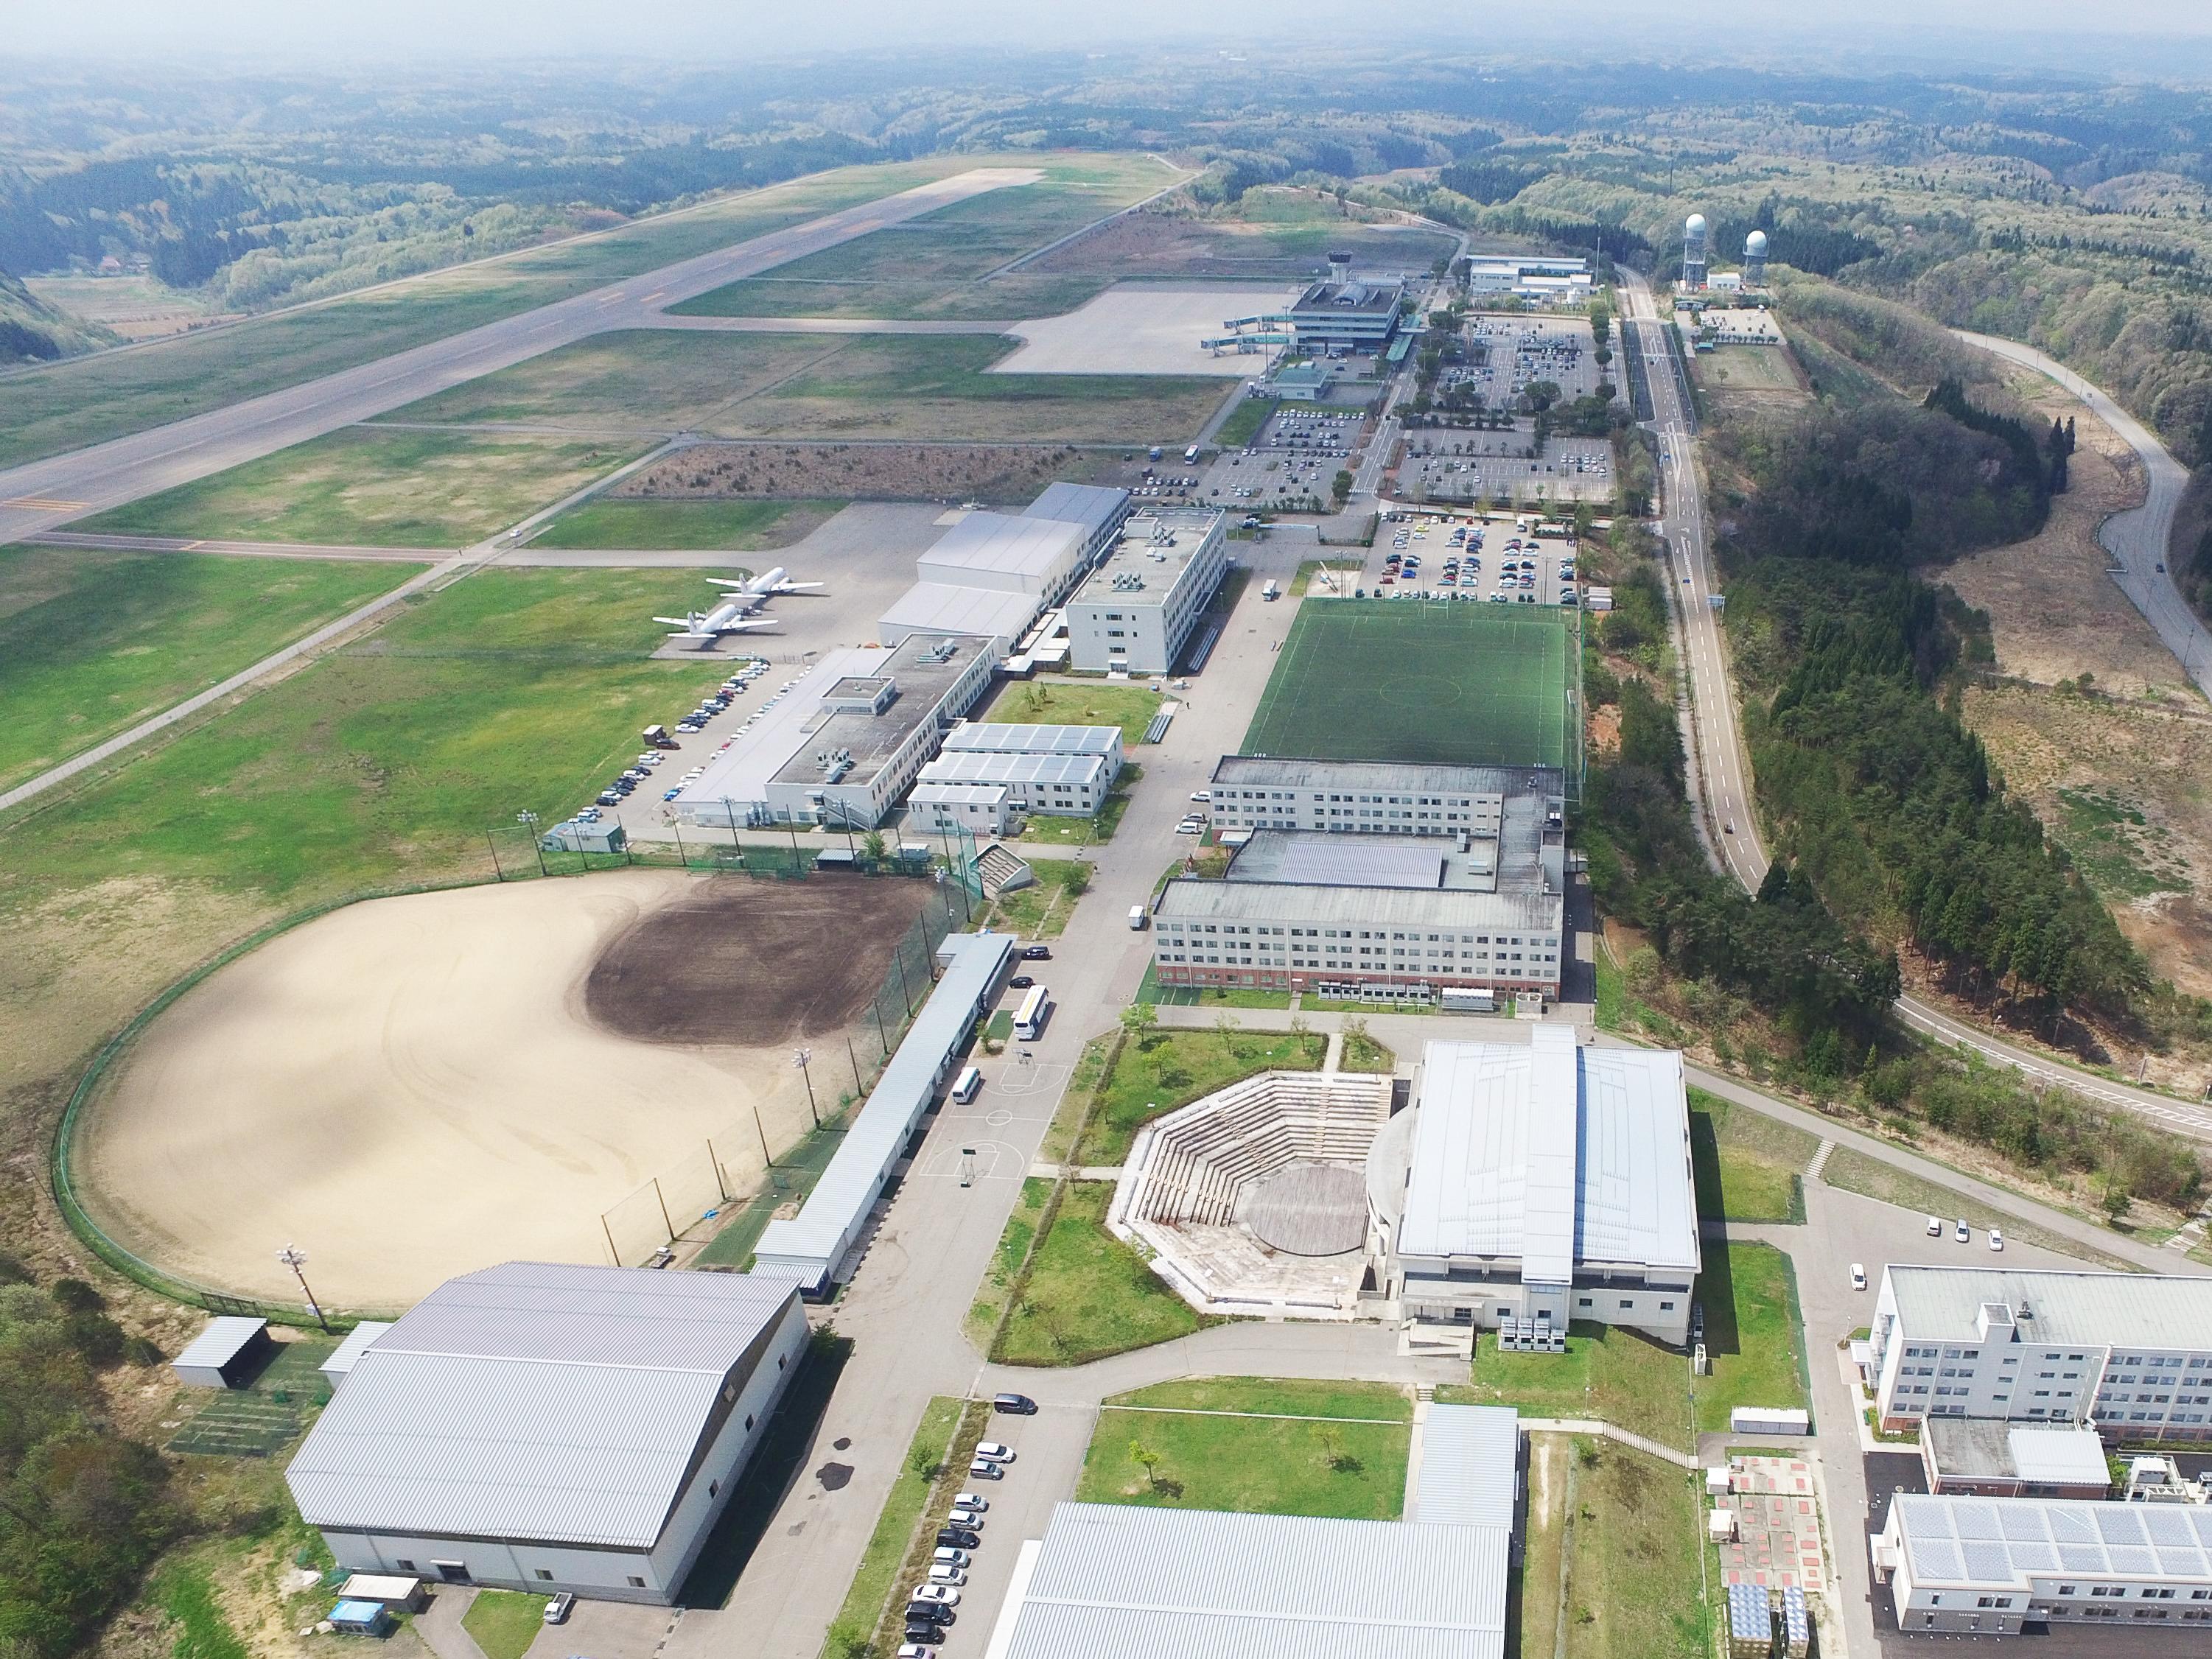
<box><xmin>1128</xmin><ymin>905</ymin><xmax>1148</xmax><ymax>930</ymax></box>
<box><xmin>950</xmin><ymin>1065</ymin><xmax>983</xmax><ymax>1105</ymax></box>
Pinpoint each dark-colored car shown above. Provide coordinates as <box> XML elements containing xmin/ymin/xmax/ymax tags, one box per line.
<box><xmin>1008</xmin><ymin>975</ymin><xmax>1035</xmax><ymax>990</ymax></box>
<box><xmin>936</xmin><ymin>1527</ymin><xmax>981</xmax><ymax>1549</ymax></box>
<box><xmin>1022</xmin><ymin>945</ymin><xmax>1051</xmax><ymax>961</ymax></box>
<box><xmin>903</xmin><ymin>1626</ymin><xmax>945</xmax><ymax>1646</ymax></box>
<box><xmin>906</xmin><ymin>1605</ymin><xmax>955</xmax><ymax>1628</ymax></box>
<box><xmin>993</xmin><ymin>1392</ymin><xmax>1039</xmax><ymax>1415</ymax></box>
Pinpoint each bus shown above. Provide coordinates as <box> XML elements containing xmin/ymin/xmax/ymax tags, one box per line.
<box><xmin>1183</xmin><ymin>444</ymin><xmax>1201</xmax><ymax>464</ymax></box>
<box><xmin>1012</xmin><ymin>985</ymin><xmax>1051</xmax><ymax>1042</ymax></box>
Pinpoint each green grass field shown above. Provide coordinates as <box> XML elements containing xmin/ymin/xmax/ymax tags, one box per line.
<box><xmin>528</xmin><ymin>497</ymin><xmax>840</xmax><ymax>551</ymax></box>
<box><xmin>1545</xmin><ymin>1436</ymin><xmax>1709</xmax><ymax>1659</ymax></box>
<box><xmin>77</xmin><ymin>427</ymin><xmax>645</xmax><ymax>548</ymax></box>
<box><xmin>0</xmin><ymin>567</ymin><xmax>728</xmax><ymax>903</ymax></box>
<box><xmin>670</xmin><ymin>155</ymin><xmax>1170</xmax><ymax>321</ymax></box>
<box><xmin>377</xmin><ymin>331</ymin><xmax>1223</xmax><ymax>444</ymax></box>
<box><xmin>461</xmin><ymin>1592</ymin><xmax>547</xmax><ymax>1659</ymax></box>
<box><xmin>1079</xmin><ymin>1381</ymin><xmax>1412</xmax><ymax>1520</ymax></box>
<box><xmin>0</xmin><ymin>155</ymin><xmax>1018</xmax><ymax>470</ymax></box>
<box><xmin>1242</xmin><ymin>600</ymin><xmax>1572</xmax><ymax>771</ymax></box>
<box><xmin>0</xmin><ymin>547</ymin><xmax>420</xmax><ymax>793</ymax></box>
<box><xmin>1443</xmin><ymin>1243</ymin><xmax>1808</xmax><ymax>1451</ymax></box>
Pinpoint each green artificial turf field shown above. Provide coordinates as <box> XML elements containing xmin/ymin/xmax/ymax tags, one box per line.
<box><xmin>1241</xmin><ymin>599</ymin><xmax>1572</xmax><ymax>771</ymax></box>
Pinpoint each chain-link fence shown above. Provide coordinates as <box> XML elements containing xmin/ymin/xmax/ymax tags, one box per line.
<box><xmin>595</xmin><ymin>863</ymin><xmax>983</xmax><ymax>1266</ymax></box>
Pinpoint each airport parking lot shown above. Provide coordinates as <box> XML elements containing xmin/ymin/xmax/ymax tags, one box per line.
<box><xmin>1201</xmin><ymin>405</ymin><xmax>1365</xmax><ymax>511</ymax></box>
<box><xmin>1399</xmin><ymin>431</ymin><xmax>1611</xmax><ymax>505</ymax></box>
<box><xmin>1344</xmin><ymin>511</ymin><xmax>1583</xmax><ymax>608</ymax></box>
<box><xmin>1459</xmin><ymin>312</ymin><xmax>1604</xmax><ymax>404</ymax></box>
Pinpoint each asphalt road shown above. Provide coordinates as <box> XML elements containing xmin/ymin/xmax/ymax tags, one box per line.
<box><xmin>0</xmin><ymin>168</ymin><xmax>1041</xmax><ymax>550</ymax></box>
<box><xmin>1620</xmin><ymin>273</ymin><xmax>2212</xmax><ymax>1144</ymax></box>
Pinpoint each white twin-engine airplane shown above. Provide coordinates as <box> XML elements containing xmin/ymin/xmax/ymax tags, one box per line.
<box><xmin>655</xmin><ymin>567</ymin><xmax>825</xmax><ymax>643</ymax></box>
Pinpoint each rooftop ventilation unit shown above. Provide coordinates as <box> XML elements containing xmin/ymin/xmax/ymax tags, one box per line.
<box><xmin>814</xmin><ymin>747</ymin><xmax>854</xmax><ymax>783</ymax></box>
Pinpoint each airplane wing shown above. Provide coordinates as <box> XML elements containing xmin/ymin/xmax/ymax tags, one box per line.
<box><xmin>772</xmin><ymin>581</ymin><xmax>827</xmax><ymax>592</ymax></box>
<box><xmin>702</xmin><ymin>578</ymin><xmax>757</xmax><ymax>590</ymax></box>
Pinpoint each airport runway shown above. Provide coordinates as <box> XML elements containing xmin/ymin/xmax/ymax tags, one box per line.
<box><xmin>29</xmin><ymin>530</ymin><xmax>447</xmax><ymax>561</ymax></box>
<box><xmin>0</xmin><ymin>168</ymin><xmax>1042</xmax><ymax>550</ymax></box>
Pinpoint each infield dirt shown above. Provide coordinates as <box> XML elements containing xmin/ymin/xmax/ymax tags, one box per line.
<box><xmin>77</xmin><ymin>869</ymin><xmax>937</xmax><ymax>1307</ymax></box>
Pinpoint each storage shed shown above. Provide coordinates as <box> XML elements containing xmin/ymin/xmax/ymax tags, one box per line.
<box><xmin>319</xmin><ymin>1322</ymin><xmax>393</xmax><ymax>1389</ymax></box>
<box><xmin>171</xmin><ymin>1316</ymin><xmax>274</xmax><ymax>1389</ymax></box>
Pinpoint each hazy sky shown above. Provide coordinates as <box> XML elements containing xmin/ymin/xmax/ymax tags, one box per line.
<box><xmin>13</xmin><ymin>0</ymin><xmax>2212</xmax><ymax>63</ymax></box>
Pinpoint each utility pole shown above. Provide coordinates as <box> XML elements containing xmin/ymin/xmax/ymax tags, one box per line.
<box><xmin>793</xmin><ymin>1048</ymin><xmax>819</xmax><ymax>1127</ymax></box>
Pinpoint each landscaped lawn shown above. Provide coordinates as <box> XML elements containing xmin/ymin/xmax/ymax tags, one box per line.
<box><xmin>980</xmin><ymin>856</ymin><xmax>1091</xmax><ymax>939</ymax></box>
<box><xmin>1444</xmin><ymin>1243</ymin><xmax>1808</xmax><ymax>1451</ymax></box>
<box><xmin>78</xmin><ymin>427</ymin><xmax>647</xmax><ymax>548</ymax></box>
<box><xmin>992</xmin><ymin>1182</ymin><xmax>1209</xmax><ymax>1366</ymax></box>
<box><xmin>1079</xmin><ymin>1391</ymin><xmax>1410</xmax><ymax>1519</ymax></box>
<box><xmin>1074</xmin><ymin>1027</ymin><xmax>1327</xmax><ymax>1166</ymax></box>
<box><xmin>982</xmin><ymin>678</ymin><xmax>1166</xmax><ymax>745</ymax></box>
<box><xmin>0</xmin><ymin>546</ymin><xmax>419</xmax><ymax>794</ymax></box>
<box><xmin>1689</xmin><ymin>1087</ymin><xmax>1815</xmax><ymax>1224</ymax></box>
<box><xmin>1109</xmin><ymin>1376</ymin><xmax>1413</xmax><ymax>1421</ymax></box>
<box><xmin>1561</xmin><ymin>1437</ymin><xmax>1709</xmax><ymax>1659</ymax></box>
<box><xmin>528</xmin><ymin>497</ymin><xmax>841</xmax><ymax>550</ymax></box>
<box><xmin>461</xmin><ymin>1591</ymin><xmax>546</xmax><ymax>1659</ymax></box>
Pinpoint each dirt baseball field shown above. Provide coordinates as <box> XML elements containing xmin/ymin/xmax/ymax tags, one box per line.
<box><xmin>77</xmin><ymin>869</ymin><xmax>932</xmax><ymax>1309</ymax></box>
<box><xmin>587</xmin><ymin>874</ymin><xmax>935</xmax><ymax>1045</ymax></box>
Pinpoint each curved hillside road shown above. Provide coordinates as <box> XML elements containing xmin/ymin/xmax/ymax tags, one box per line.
<box><xmin>1953</xmin><ymin>329</ymin><xmax>2211</xmax><ymax>694</ymax></box>
<box><xmin>0</xmin><ymin>169</ymin><xmax>1043</xmax><ymax>549</ymax></box>
<box><xmin>1623</xmin><ymin>277</ymin><xmax>2212</xmax><ymax>1143</ymax></box>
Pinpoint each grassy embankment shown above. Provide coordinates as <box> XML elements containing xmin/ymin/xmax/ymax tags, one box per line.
<box><xmin>527</xmin><ymin>497</ymin><xmax>842</xmax><ymax>550</ymax></box>
<box><xmin>1443</xmin><ymin>1242</ymin><xmax>1809</xmax><ymax>1451</ymax></box>
<box><xmin>1518</xmin><ymin>1433</ymin><xmax>1709</xmax><ymax>1659</ymax></box>
<box><xmin>0</xmin><ymin>547</ymin><xmax>419</xmax><ymax>793</ymax></box>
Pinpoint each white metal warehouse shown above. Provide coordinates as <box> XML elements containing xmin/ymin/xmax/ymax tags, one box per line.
<box><xmin>982</xmin><ymin>1404</ymin><xmax>1519</xmax><ymax>1659</ymax></box>
<box><xmin>285</xmin><ymin>1262</ymin><xmax>808</xmax><ymax>1604</ymax></box>
<box><xmin>750</xmin><ymin>931</ymin><xmax>1012</xmax><ymax>1293</ymax></box>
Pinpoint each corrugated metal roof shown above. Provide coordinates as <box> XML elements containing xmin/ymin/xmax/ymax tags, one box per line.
<box><xmin>286</xmin><ymin>1263</ymin><xmax>798</xmax><ymax>1548</ymax></box>
<box><xmin>1885</xmin><ymin>1267</ymin><xmax>2212</xmax><ymax>1350</ymax></box>
<box><xmin>174</xmin><ymin>1315</ymin><xmax>266</xmax><ymax>1370</ymax></box>
<box><xmin>2006</xmin><ymin>1428</ymin><xmax>2114</xmax><ymax>1488</ymax></box>
<box><xmin>754</xmin><ymin>932</ymin><xmax>1012</xmax><ymax>1274</ymax></box>
<box><xmin>920</xmin><ymin>751</ymin><xmax>1109</xmax><ymax>789</ymax></box>
<box><xmin>878</xmin><ymin>582</ymin><xmax>1041</xmax><ymax>643</ymax></box>
<box><xmin>1001</xmin><ymin>1504</ymin><xmax>1506</xmax><ymax>1659</ymax></box>
<box><xmin>1400</xmin><ymin>1034</ymin><xmax>1697</xmax><ymax>1274</ymax></box>
<box><xmin>1894</xmin><ymin>1493</ymin><xmax>2212</xmax><ymax>1590</ymax></box>
<box><xmin>1413</xmin><ymin>1406</ymin><xmax>1519</xmax><ymax>1529</ymax></box>
<box><xmin>911</xmin><ymin>781</ymin><xmax>1010</xmax><ymax>805</ymax></box>
<box><xmin>320</xmin><ymin>1321</ymin><xmax>392</xmax><ymax>1377</ymax></box>
<box><xmin>920</xmin><ymin>513</ymin><xmax>1085</xmax><ymax>581</ymax></box>
<box><xmin>1023</xmin><ymin>483</ymin><xmax>1130</xmax><ymax>544</ymax></box>
<box><xmin>942</xmin><ymin>723</ymin><xmax>1120</xmax><ymax>757</ymax></box>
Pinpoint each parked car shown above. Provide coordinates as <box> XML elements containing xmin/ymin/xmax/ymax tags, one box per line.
<box><xmin>920</xmin><ymin>1563</ymin><xmax>965</xmax><ymax>1584</ymax></box>
<box><xmin>1988</xmin><ymin>1227</ymin><xmax>2005</xmax><ymax>1252</ymax></box>
<box><xmin>967</xmin><ymin>1459</ymin><xmax>1004</xmax><ymax>1479</ymax></box>
<box><xmin>1009</xmin><ymin>975</ymin><xmax>1035</xmax><ymax>990</ymax></box>
<box><xmin>1925</xmin><ymin>1215</ymin><xmax>1942</xmax><ymax>1236</ymax></box>
<box><xmin>974</xmin><ymin>1442</ymin><xmax>1016</xmax><ymax>1462</ymax></box>
<box><xmin>542</xmin><ymin>1593</ymin><xmax>575</xmax><ymax>1626</ymax></box>
<box><xmin>897</xmin><ymin>1645</ymin><xmax>937</xmax><ymax>1658</ymax></box>
<box><xmin>1189</xmin><ymin>791</ymin><xmax>1211</xmax><ymax>804</ymax></box>
<box><xmin>993</xmin><ymin>1393</ymin><xmax>1038</xmax><ymax>1415</ymax></box>
<box><xmin>1022</xmin><ymin>945</ymin><xmax>1051</xmax><ymax>961</ymax></box>
<box><xmin>935</xmin><ymin>1527</ymin><xmax>979</xmax><ymax>1549</ymax></box>
<box><xmin>927</xmin><ymin>1566</ymin><xmax>966</xmax><ymax>1587</ymax></box>
<box><xmin>904</xmin><ymin>1626</ymin><xmax>945</xmax><ymax>1646</ymax></box>
<box><xmin>947</xmin><ymin>1508</ymin><xmax>986</xmax><ymax>1530</ymax></box>
<box><xmin>1850</xmin><ymin>1263</ymin><xmax>1866</xmax><ymax>1292</ymax></box>
<box><xmin>1955</xmin><ymin>1218</ymin><xmax>1972</xmax><ymax>1244</ymax></box>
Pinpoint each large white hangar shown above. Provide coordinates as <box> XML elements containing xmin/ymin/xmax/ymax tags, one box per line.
<box><xmin>287</xmin><ymin>1262</ymin><xmax>808</xmax><ymax>1604</ymax></box>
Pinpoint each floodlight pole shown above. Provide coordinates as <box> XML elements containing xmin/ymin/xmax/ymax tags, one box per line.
<box><xmin>794</xmin><ymin>1049</ymin><xmax>819</xmax><ymax>1127</ymax></box>
<box><xmin>517</xmin><ymin>810</ymin><xmax>545</xmax><ymax>877</ymax></box>
<box><xmin>276</xmin><ymin>1244</ymin><xmax>328</xmax><ymax>1332</ymax></box>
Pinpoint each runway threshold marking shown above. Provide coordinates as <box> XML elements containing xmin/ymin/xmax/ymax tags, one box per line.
<box><xmin>4</xmin><ymin>497</ymin><xmax>91</xmax><ymax>511</ymax></box>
